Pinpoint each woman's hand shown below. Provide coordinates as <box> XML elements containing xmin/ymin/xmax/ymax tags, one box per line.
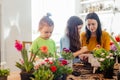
<box><xmin>73</xmin><ymin>46</ymin><xmax>89</xmax><ymax>57</ymax></box>
<box><xmin>78</xmin><ymin>46</ymin><xmax>90</xmax><ymax>62</ymax></box>
<box><xmin>80</xmin><ymin>46</ymin><xmax>89</xmax><ymax>53</ymax></box>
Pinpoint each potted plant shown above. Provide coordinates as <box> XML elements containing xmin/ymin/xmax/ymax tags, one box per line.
<box><xmin>15</xmin><ymin>40</ymin><xmax>56</xmax><ymax>80</ymax></box>
<box><xmin>14</xmin><ymin>40</ymin><xmax>39</xmax><ymax>80</ymax></box>
<box><xmin>0</xmin><ymin>68</ymin><xmax>10</xmax><ymax>80</ymax></box>
<box><xmin>61</xmin><ymin>48</ymin><xmax>74</xmax><ymax>68</ymax></box>
<box><xmin>93</xmin><ymin>47</ymin><xmax>114</xmax><ymax>79</ymax></box>
<box><xmin>31</xmin><ymin>46</ymin><xmax>73</xmax><ymax>80</ymax></box>
<box><xmin>52</xmin><ymin>59</ymin><xmax>73</xmax><ymax>80</ymax></box>
<box><xmin>32</xmin><ymin>58</ymin><xmax>73</xmax><ymax>80</ymax></box>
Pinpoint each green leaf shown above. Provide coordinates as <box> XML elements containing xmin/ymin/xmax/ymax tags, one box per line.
<box><xmin>0</xmin><ymin>69</ymin><xmax>10</xmax><ymax>76</ymax></box>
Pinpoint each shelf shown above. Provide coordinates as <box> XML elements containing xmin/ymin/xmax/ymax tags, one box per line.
<box><xmin>79</xmin><ymin>10</ymin><xmax>113</xmax><ymax>16</ymax></box>
<box><xmin>80</xmin><ymin>0</ymin><xmax>114</xmax><ymax>4</ymax></box>
<box><xmin>79</xmin><ymin>0</ymin><xmax>115</xmax><ymax>16</ymax></box>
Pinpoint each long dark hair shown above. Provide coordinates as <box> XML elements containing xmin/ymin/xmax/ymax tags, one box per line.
<box><xmin>85</xmin><ymin>12</ymin><xmax>102</xmax><ymax>45</ymax></box>
<box><xmin>66</xmin><ymin>16</ymin><xmax>83</xmax><ymax>52</ymax></box>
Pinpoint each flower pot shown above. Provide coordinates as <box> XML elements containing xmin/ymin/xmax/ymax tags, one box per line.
<box><xmin>0</xmin><ymin>76</ymin><xmax>7</xmax><ymax>80</ymax></box>
<box><xmin>54</xmin><ymin>74</ymin><xmax>67</xmax><ymax>80</ymax></box>
<box><xmin>118</xmin><ymin>56</ymin><xmax>120</xmax><ymax>63</ymax></box>
<box><xmin>103</xmin><ymin>67</ymin><xmax>114</xmax><ymax>79</ymax></box>
<box><xmin>20</xmin><ymin>72</ymin><xmax>34</xmax><ymax>80</ymax></box>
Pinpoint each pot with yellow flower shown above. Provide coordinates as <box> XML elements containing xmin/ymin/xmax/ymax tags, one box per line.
<box><xmin>93</xmin><ymin>48</ymin><xmax>114</xmax><ymax>79</ymax></box>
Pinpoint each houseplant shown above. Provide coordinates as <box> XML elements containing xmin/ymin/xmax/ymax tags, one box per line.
<box><xmin>110</xmin><ymin>35</ymin><xmax>120</xmax><ymax>64</ymax></box>
<box><xmin>31</xmin><ymin>47</ymin><xmax>73</xmax><ymax>80</ymax></box>
<box><xmin>61</xmin><ymin>48</ymin><xmax>74</xmax><ymax>60</ymax></box>
<box><xmin>32</xmin><ymin>58</ymin><xmax>55</xmax><ymax>80</ymax></box>
<box><xmin>0</xmin><ymin>68</ymin><xmax>10</xmax><ymax>80</ymax></box>
<box><xmin>93</xmin><ymin>47</ymin><xmax>114</xmax><ymax>79</ymax></box>
<box><xmin>52</xmin><ymin>59</ymin><xmax>73</xmax><ymax>80</ymax></box>
<box><xmin>15</xmin><ymin>40</ymin><xmax>38</xmax><ymax>80</ymax></box>
<box><xmin>61</xmin><ymin>48</ymin><xmax>74</xmax><ymax>68</ymax></box>
<box><xmin>32</xmin><ymin>58</ymin><xmax>73</xmax><ymax>80</ymax></box>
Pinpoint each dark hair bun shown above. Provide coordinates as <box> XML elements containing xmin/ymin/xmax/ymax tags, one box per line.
<box><xmin>46</xmin><ymin>13</ymin><xmax>51</xmax><ymax>17</ymax></box>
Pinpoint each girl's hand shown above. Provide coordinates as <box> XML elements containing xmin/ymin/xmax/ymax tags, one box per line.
<box><xmin>80</xmin><ymin>46</ymin><xmax>89</xmax><ymax>54</ymax></box>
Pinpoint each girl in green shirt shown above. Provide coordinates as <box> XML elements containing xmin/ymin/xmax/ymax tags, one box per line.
<box><xmin>30</xmin><ymin>13</ymin><xmax>56</xmax><ymax>58</ymax></box>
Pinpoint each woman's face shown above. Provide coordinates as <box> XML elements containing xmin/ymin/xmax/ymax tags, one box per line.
<box><xmin>78</xmin><ymin>24</ymin><xmax>83</xmax><ymax>33</ymax></box>
<box><xmin>86</xmin><ymin>19</ymin><xmax>98</xmax><ymax>33</ymax></box>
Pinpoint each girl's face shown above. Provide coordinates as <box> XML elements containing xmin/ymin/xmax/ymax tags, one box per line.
<box><xmin>40</xmin><ymin>26</ymin><xmax>54</xmax><ymax>39</ymax></box>
<box><xmin>78</xmin><ymin>24</ymin><xmax>83</xmax><ymax>33</ymax></box>
<box><xmin>86</xmin><ymin>19</ymin><xmax>98</xmax><ymax>33</ymax></box>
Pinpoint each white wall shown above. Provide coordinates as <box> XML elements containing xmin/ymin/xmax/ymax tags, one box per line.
<box><xmin>111</xmin><ymin>0</ymin><xmax>120</xmax><ymax>35</ymax></box>
<box><xmin>75</xmin><ymin>0</ymin><xmax>120</xmax><ymax>35</ymax></box>
<box><xmin>1</xmin><ymin>0</ymin><xmax>32</xmax><ymax>71</ymax></box>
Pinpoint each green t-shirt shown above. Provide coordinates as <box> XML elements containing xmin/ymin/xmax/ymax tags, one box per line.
<box><xmin>30</xmin><ymin>37</ymin><xmax>56</xmax><ymax>57</ymax></box>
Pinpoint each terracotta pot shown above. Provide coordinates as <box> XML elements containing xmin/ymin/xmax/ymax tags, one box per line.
<box><xmin>0</xmin><ymin>76</ymin><xmax>7</xmax><ymax>80</ymax></box>
<box><xmin>20</xmin><ymin>72</ymin><xmax>34</xmax><ymax>80</ymax></box>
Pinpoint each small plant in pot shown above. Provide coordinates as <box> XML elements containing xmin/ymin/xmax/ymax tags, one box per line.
<box><xmin>0</xmin><ymin>68</ymin><xmax>10</xmax><ymax>80</ymax></box>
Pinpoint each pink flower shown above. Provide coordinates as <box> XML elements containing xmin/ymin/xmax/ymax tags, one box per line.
<box><xmin>63</xmin><ymin>48</ymin><xmax>71</xmax><ymax>53</ymax></box>
<box><xmin>45</xmin><ymin>58</ymin><xmax>49</xmax><ymax>62</ymax></box>
<box><xmin>41</xmin><ymin>61</ymin><xmax>46</xmax><ymax>65</ymax></box>
<box><xmin>110</xmin><ymin>44</ymin><xmax>117</xmax><ymax>51</ymax></box>
<box><xmin>15</xmin><ymin>40</ymin><xmax>23</xmax><ymax>51</ymax></box>
<box><xmin>34</xmin><ymin>64</ymin><xmax>40</xmax><ymax>70</ymax></box>
<box><xmin>49</xmin><ymin>61</ymin><xmax>53</xmax><ymax>64</ymax></box>
<box><xmin>61</xmin><ymin>59</ymin><xmax>68</xmax><ymax>65</ymax></box>
<box><xmin>19</xmin><ymin>59</ymin><xmax>24</xmax><ymax>64</ymax></box>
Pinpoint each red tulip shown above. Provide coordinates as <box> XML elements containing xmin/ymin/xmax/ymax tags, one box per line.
<box><xmin>115</xmin><ymin>36</ymin><xmax>120</xmax><ymax>42</ymax></box>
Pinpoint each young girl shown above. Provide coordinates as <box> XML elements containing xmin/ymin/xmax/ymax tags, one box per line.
<box><xmin>30</xmin><ymin>13</ymin><xmax>56</xmax><ymax>57</ymax></box>
<box><xmin>60</xmin><ymin>16</ymin><xmax>88</xmax><ymax>63</ymax></box>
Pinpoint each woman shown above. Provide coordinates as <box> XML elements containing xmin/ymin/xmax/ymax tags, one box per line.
<box><xmin>80</xmin><ymin>12</ymin><xmax>110</xmax><ymax>51</ymax></box>
<box><xmin>60</xmin><ymin>16</ymin><xmax>88</xmax><ymax>63</ymax></box>
<box><xmin>79</xmin><ymin>12</ymin><xmax>110</xmax><ymax>70</ymax></box>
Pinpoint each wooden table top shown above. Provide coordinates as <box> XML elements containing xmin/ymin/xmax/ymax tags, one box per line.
<box><xmin>8</xmin><ymin>71</ymin><xmax>117</xmax><ymax>80</ymax></box>
<box><xmin>8</xmin><ymin>72</ymin><xmax>21</xmax><ymax>80</ymax></box>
